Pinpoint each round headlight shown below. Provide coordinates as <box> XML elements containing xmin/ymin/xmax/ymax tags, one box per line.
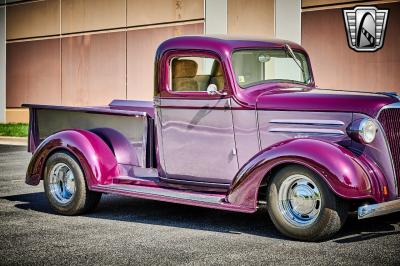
<box><xmin>348</xmin><ymin>118</ymin><xmax>378</xmax><ymax>144</ymax></box>
<box><xmin>358</xmin><ymin>118</ymin><xmax>377</xmax><ymax>144</ymax></box>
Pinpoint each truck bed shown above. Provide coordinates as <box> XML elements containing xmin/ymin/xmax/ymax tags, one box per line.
<box><xmin>23</xmin><ymin>100</ymin><xmax>155</xmax><ymax>167</ymax></box>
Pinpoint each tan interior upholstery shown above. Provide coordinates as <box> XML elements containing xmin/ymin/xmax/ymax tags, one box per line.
<box><xmin>171</xmin><ymin>59</ymin><xmax>199</xmax><ymax>91</ymax></box>
<box><xmin>210</xmin><ymin>61</ymin><xmax>225</xmax><ymax>90</ymax></box>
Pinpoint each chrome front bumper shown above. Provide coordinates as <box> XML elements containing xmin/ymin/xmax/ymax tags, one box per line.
<box><xmin>358</xmin><ymin>199</ymin><xmax>400</xmax><ymax>219</ymax></box>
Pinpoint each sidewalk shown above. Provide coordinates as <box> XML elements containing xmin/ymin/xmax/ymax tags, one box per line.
<box><xmin>0</xmin><ymin>136</ymin><xmax>27</xmax><ymax>146</ymax></box>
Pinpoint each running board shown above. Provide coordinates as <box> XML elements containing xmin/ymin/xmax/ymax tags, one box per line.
<box><xmin>91</xmin><ymin>184</ymin><xmax>254</xmax><ymax>213</ymax></box>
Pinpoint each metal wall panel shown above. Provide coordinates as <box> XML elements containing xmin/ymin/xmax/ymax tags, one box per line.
<box><xmin>127</xmin><ymin>0</ymin><xmax>203</xmax><ymax>27</ymax></box>
<box><xmin>227</xmin><ymin>0</ymin><xmax>275</xmax><ymax>37</ymax></box>
<box><xmin>302</xmin><ymin>0</ymin><xmax>371</xmax><ymax>8</ymax></box>
<box><xmin>61</xmin><ymin>32</ymin><xmax>126</xmax><ymax>106</ymax></box>
<box><xmin>126</xmin><ymin>23</ymin><xmax>204</xmax><ymax>101</ymax></box>
<box><xmin>6</xmin><ymin>38</ymin><xmax>61</xmax><ymax>107</ymax></box>
<box><xmin>6</xmin><ymin>0</ymin><xmax>60</xmax><ymax>40</ymax></box>
<box><xmin>61</xmin><ymin>0</ymin><xmax>126</xmax><ymax>34</ymax></box>
<box><xmin>302</xmin><ymin>2</ymin><xmax>400</xmax><ymax>93</ymax></box>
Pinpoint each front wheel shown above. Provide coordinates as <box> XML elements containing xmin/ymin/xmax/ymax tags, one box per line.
<box><xmin>44</xmin><ymin>151</ymin><xmax>102</xmax><ymax>215</ymax></box>
<box><xmin>267</xmin><ymin>165</ymin><xmax>348</xmax><ymax>241</ymax></box>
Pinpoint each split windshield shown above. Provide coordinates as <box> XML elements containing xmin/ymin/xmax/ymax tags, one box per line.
<box><xmin>231</xmin><ymin>49</ymin><xmax>311</xmax><ymax>88</ymax></box>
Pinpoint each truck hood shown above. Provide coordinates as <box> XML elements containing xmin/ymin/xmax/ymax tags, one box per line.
<box><xmin>239</xmin><ymin>85</ymin><xmax>398</xmax><ymax>117</ymax></box>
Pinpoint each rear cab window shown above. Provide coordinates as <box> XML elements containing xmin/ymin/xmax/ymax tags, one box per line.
<box><xmin>170</xmin><ymin>56</ymin><xmax>225</xmax><ymax>92</ymax></box>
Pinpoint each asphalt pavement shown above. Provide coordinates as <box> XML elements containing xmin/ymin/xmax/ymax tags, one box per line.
<box><xmin>0</xmin><ymin>144</ymin><xmax>399</xmax><ymax>265</ymax></box>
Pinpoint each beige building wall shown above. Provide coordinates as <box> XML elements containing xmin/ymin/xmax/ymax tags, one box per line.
<box><xmin>228</xmin><ymin>0</ymin><xmax>275</xmax><ymax>37</ymax></box>
<box><xmin>7</xmin><ymin>38</ymin><xmax>61</xmax><ymax>107</ymax></box>
<box><xmin>61</xmin><ymin>32</ymin><xmax>127</xmax><ymax>106</ymax></box>
<box><xmin>4</xmin><ymin>0</ymin><xmax>206</xmax><ymax>122</ymax></box>
<box><xmin>127</xmin><ymin>23</ymin><xmax>203</xmax><ymax>101</ymax></box>
<box><xmin>302</xmin><ymin>1</ymin><xmax>400</xmax><ymax>93</ymax></box>
<box><xmin>6</xmin><ymin>0</ymin><xmax>60</xmax><ymax>40</ymax></box>
<box><xmin>62</xmin><ymin>0</ymin><xmax>126</xmax><ymax>34</ymax></box>
<box><xmin>302</xmin><ymin>0</ymin><xmax>367</xmax><ymax>7</ymax></box>
<box><xmin>127</xmin><ymin>0</ymin><xmax>204</xmax><ymax>26</ymax></box>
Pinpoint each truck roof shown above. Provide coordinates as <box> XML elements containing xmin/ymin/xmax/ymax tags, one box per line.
<box><xmin>156</xmin><ymin>35</ymin><xmax>306</xmax><ymax>60</ymax></box>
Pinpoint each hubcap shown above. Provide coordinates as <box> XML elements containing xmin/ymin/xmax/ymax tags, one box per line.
<box><xmin>48</xmin><ymin>163</ymin><xmax>75</xmax><ymax>205</ymax></box>
<box><xmin>278</xmin><ymin>174</ymin><xmax>321</xmax><ymax>227</ymax></box>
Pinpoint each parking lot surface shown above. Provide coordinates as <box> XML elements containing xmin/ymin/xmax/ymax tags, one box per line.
<box><xmin>0</xmin><ymin>145</ymin><xmax>399</xmax><ymax>265</ymax></box>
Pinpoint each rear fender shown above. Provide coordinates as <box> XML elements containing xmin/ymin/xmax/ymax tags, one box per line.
<box><xmin>89</xmin><ymin>127</ymin><xmax>139</xmax><ymax>166</ymax></box>
<box><xmin>26</xmin><ymin>129</ymin><xmax>119</xmax><ymax>188</ymax></box>
<box><xmin>227</xmin><ymin>139</ymin><xmax>387</xmax><ymax>210</ymax></box>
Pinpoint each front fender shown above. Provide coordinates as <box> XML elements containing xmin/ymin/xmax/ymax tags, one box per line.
<box><xmin>26</xmin><ymin>129</ymin><xmax>119</xmax><ymax>188</ymax></box>
<box><xmin>227</xmin><ymin>139</ymin><xmax>387</xmax><ymax>209</ymax></box>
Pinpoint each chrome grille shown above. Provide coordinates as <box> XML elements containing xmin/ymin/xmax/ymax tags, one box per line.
<box><xmin>378</xmin><ymin>108</ymin><xmax>400</xmax><ymax>194</ymax></box>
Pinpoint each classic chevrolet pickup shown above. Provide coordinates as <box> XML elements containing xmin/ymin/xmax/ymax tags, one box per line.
<box><xmin>24</xmin><ymin>36</ymin><xmax>400</xmax><ymax>241</ymax></box>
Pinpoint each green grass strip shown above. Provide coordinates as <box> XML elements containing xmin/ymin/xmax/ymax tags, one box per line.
<box><xmin>0</xmin><ymin>123</ymin><xmax>29</xmax><ymax>137</ymax></box>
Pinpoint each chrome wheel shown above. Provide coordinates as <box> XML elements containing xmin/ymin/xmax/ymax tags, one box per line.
<box><xmin>278</xmin><ymin>174</ymin><xmax>321</xmax><ymax>227</ymax></box>
<box><xmin>48</xmin><ymin>162</ymin><xmax>76</xmax><ymax>205</ymax></box>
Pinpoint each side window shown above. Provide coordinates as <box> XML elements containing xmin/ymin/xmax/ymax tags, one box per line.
<box><xmin>170</xmin><ymin>56</ymin><xmax>225</xmax><ymax>92</ymax></box>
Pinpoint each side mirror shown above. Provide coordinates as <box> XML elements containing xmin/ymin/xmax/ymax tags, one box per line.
<box><xmin>207</xmin><ymin>84</ymin><xmax>227</xmax><ymax>96</ymax></box>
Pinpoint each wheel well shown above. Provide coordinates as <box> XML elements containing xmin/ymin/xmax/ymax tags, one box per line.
<box><xmin>256</xmin><ymin>162</ymin><xmax>364</xmax><ymax>208</ymax></box>
<box><xmin>256</xmin><ymin>162</ymin><xmax>294</xmax><ymax>203</ymax></box>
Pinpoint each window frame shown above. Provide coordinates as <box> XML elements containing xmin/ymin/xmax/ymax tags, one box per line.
<box><xmin>231</xmin><ymin>48</ymin><xmax>314</xmax><ymax>89</ymax></box>
<box><xmin>160</xmin><ymin>50</ymin><xmax>231</xmax><ymax>99</ymax></box>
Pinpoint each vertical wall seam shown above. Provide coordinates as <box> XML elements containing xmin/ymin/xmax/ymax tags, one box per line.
<box><xmin>203</xmin><ymin>0</ymin><xmax>205</xmax><ymax>34</ymax></box>
<box><xmin>60</xmin><ymin>0</ymin><xmax>62</xmax><ymax>104</ymax></box>
<box><xmin>125</xmin><ymin>0</ymin><xmax>127</xmax><ymax>100</ymax></box>
<box><xmin>299</xmin><ymin>1</ymin><xmax>302</xmax><ymax>44</ymax></box>
<box><xmin>224</xmin><ymin>0</ymin><xmax>227</xmax><ymax>34</ymax></box>
<box><xmin>274</xmin><ymin>0</ymin><xmax>276</xmax><ymax>37</ymax></box>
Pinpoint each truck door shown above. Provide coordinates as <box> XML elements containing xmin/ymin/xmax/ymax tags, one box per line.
<box><xmin>158</xmin><ymin>53</ymin><xmax>238</xmax><ymax>185</ymax></box>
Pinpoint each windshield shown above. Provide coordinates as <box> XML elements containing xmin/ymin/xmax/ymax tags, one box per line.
<box><xmin>232</xmin><ymin>49</ymin><xmax>311</xmax><ymax>88</ymax></box>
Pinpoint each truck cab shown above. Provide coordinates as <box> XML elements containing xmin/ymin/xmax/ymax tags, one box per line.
<box><xmin>24</xmin><ymin>36</ymin><xmax>400</xmax><ymax>241</ymax></box>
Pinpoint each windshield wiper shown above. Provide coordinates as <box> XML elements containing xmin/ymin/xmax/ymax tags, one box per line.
<box><xmin>284</xmin><ymin>43</ymin><xmax>308</xmax><ymax>82</ymax></box>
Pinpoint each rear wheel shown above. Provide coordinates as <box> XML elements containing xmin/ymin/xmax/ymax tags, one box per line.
<box><xmin>44</xmin><ymin>151</ymin><xmax>102</xmax><ymax>215</ymax></box>
<box><xmin>267</xmin><ymin>165</ymin><xmax>348</xmax><ymax>241</ymax></box>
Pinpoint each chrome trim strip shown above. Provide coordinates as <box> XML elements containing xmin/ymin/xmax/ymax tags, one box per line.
<box><xmin>269</xmin><ymin>128</ymin><xmax>345</xmax><ymax>135</ymax></box>
<box><xmin>270</xmin><ymin>119</ymin><xmax>345</xmax><ymax>126</ymax></box>
<box><xmin>160</xmin><ymin>176</ymin><xmax>230</xmax><ymax>188</ymax></box>
<box><xmin>358</xmin><ymin>199</ymin><xmax>400</xmax><ymax>219</ymax></box>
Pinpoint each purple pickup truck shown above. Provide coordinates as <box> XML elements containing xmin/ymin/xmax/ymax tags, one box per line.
<box><xmin>24</xmin><ymin>36</ymin><xmax>400</xmax><ymax>241</ymax></box>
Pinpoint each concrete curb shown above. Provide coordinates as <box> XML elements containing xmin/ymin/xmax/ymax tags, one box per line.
<box><xmin>0</xmin><ymin>136</ymin><xmax>27</xmax><ymax>146</ymax></box>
